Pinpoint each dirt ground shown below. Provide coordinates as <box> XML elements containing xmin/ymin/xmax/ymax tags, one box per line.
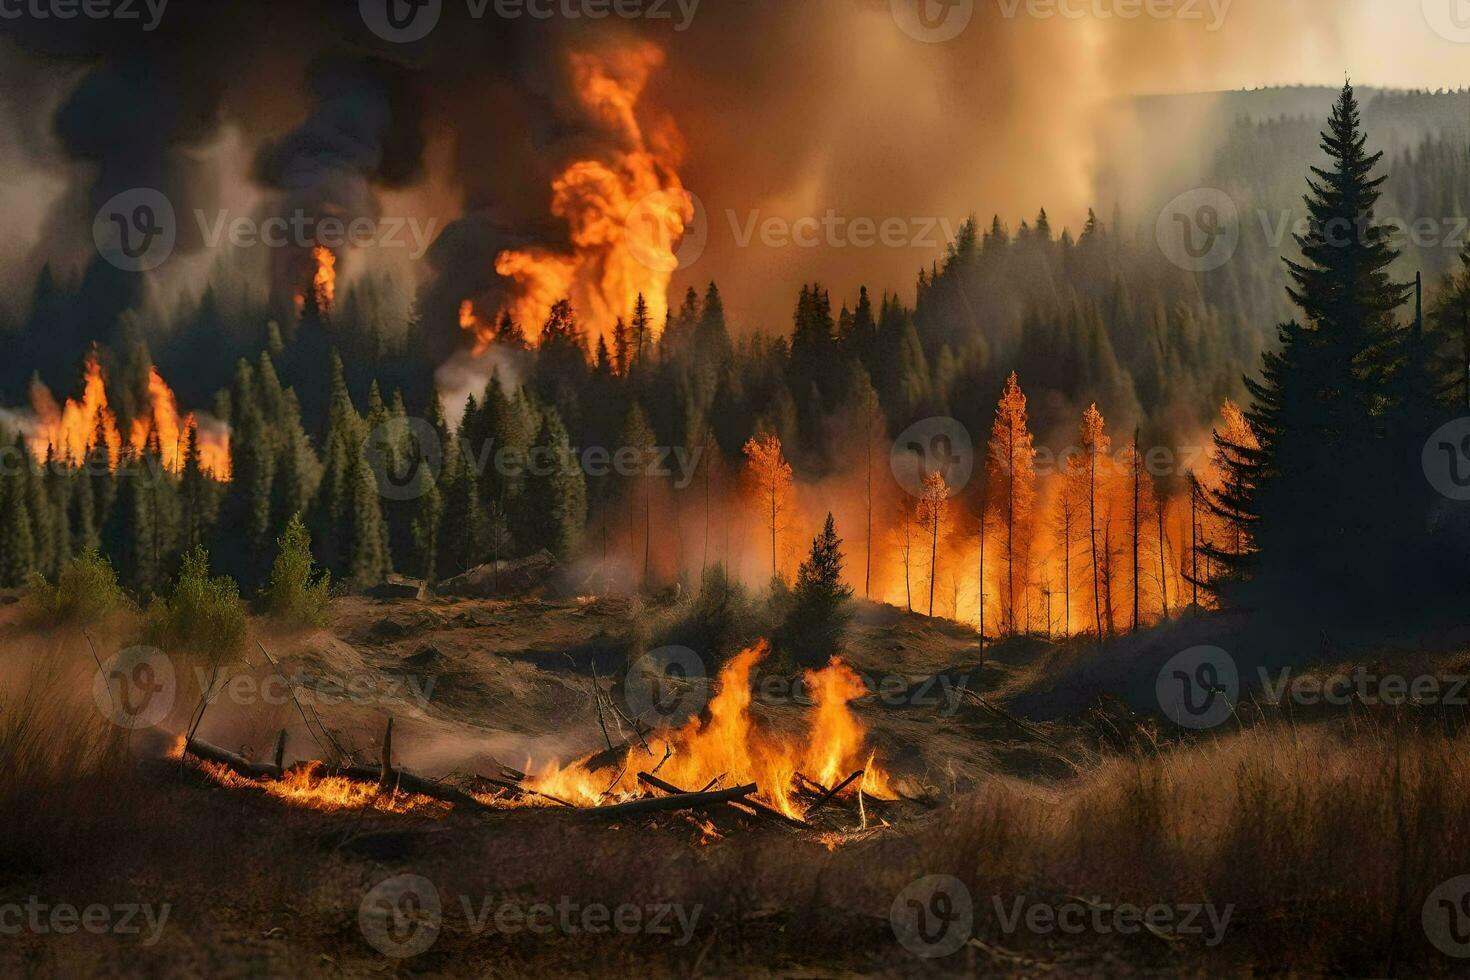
<box><xmin>6</xmin><ymin>590</ymin><xmax>1470</xmax><ymax>977</ymax></box>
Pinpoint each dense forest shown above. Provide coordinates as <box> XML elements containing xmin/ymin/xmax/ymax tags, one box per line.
<box><xmin>2</xmin><ymin>84</ymin><xmax>1469</xmax><ymax>637</ymax></box>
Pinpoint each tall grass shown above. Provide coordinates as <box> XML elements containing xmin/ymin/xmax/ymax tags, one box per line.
<box><xmin>0</xmin><ymin>664</ymin><xmax>139</xmax><ymax>873</ymax></box>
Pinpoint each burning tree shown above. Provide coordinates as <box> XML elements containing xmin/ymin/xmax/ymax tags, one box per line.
<box><xmin>986</xmin><ymin>371</ymin><xmax>1036</xmax><ymax>635</ymax></box>
<box><xmin>1068</xmin><ymin>403</ymin><xmax>1111</xmax><ymax>638</ymax></box>
<box><xmin>917</xmin><ymin>471</ymin><xmax>949</xmax><ymax>617</ymax></box>
<box><xmin>743</xmin><ymin>433</ymin><xmax>793</xmax><ymax>582</ymax></box>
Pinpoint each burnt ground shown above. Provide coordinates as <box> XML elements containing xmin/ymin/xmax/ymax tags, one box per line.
<box><xmin>6</xmin><ymin>591</ymin><xmax>1470</xmax><ymax>977</ymax></box>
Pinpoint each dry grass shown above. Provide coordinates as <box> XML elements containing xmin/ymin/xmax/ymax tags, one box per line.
<box><xmin>0</xmin><ymin>661</ymin><xmax>143</xmax><ymax>874</ymax></box>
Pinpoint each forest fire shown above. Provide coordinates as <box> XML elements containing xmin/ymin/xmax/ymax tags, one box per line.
<box><xmin>526</xmin><ymin>643</ymin><xmax>893</xmax><ymax>820</ymax></box>
<box><xmin>25</xmin><ymin>352</ymin><xmax>230</xmax><ymax>479</ymax></box>
<box><xmin>484</xmin><ymin>42</ymin><xmax>692</xmax><ymax>349</ymax></box>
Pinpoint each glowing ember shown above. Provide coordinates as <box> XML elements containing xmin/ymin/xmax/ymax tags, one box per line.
<box><xmin>179</xmin><ymin>748</ymin><xmax>442</xmax><ymax>815</ymax></box>
<box><xmin>25</xmin><ymin>352</ymin><xmax>230</xmax><ymax>479</ymax></box>
<box><xmin>485</xmin><ymin>42</ymin><xmax>692</xmax><ymax>351</ymax></box>
<box><xmin>526</xmin><ymin>642</ymin><xmax>893</xmax><ymax>819</ymax></box>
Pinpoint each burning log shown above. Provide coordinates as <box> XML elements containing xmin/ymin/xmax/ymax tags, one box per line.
<box><xmin>184</xmin><ymin>736</ymin><xmax>284</xmax><ymax>780</ymax></box>
<box><xmin>584</xmin><ymin>783</ymin><xmax>759</xmax><ymax>820</ymax></box>
<box><xmin>807</xmin><ymin>770</ymin><xmax>864</xmax><ymax>814</ymax></box>
<box><xmin>637</xmin><ymin>772</ymin><xmax>807</xmax><ymax>829</ymax></box>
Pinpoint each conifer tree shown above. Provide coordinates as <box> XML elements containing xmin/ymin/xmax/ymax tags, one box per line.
<box><xmin>1206</xmin><ymin>83</ymin><xmax>1411</xmax><ymax>604</ymax></box>
<box><xmin>521</xmin><ymin>407</ymin><xmax>586</xmax><ymax>560</ymax></box>
<box><xmin>782</xmin><ymin>513</ymin><xmax>854</xmax><ymax>667</ymax></box>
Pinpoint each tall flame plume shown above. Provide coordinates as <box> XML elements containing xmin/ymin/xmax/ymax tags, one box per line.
<box><xmin>467</xmin><ymin>42</ymin><xmax>692</xmax><ymax>353</ymax></box>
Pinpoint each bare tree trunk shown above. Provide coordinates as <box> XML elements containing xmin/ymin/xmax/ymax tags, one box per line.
<box><xmin>978</xmin><ymin>497</ymin><xmax>986</xmax><ymax>649</ymax></box>
<box><xmin>702</xmin><ymin>434</ymin><xmax>711</xmax><ymax>581</ymax></box>
<box><xmin>1006</xmin><ymin>423</ymin><xmax>1015</xmax><ymax>634</ymax></box>
<box><xmin>1190</xmin><ymin>478</ymin><xmax>1199</xmax><ymax>609</ymax></box>
<box><xmin>1089</xmin><ymin>451</ymin><xmax>1102</xmax><ymax>640</ymax></box>
<box><xmin>1157</xmin><ymin>493</ymin><xmax>1168</xmax><ymax>619</ymax></box>
<box><xmin>769</xmin><ymin>477</ymin><xmax>777</xmax><ymax>580</ymax></box>
<box><xmin>643</xmin><ymin>480</ymin><xmax>651</xmax><ymax>587</ymax></box>
<box><xmin>1062</xmin><ymin>512</ymin><xmax>1070</xmax><ymax>636</ymax></box>
<box><xmin>865</xmin><ymin>389</ymin><xmax>873</xmax><ymax>599</ymax></box>
<box><xmin>928</xmin><ymin>512</ymin><xmax>937</xmax><ymax>617</ymax></box>
<box><xmin>1131</xmin><ymin>427</ymin><xmax>1140</xmax><ymax>632</ymax></box>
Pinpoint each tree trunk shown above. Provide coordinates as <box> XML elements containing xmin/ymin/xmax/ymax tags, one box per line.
<box><xmin>1157</xmin><ymin>494</ymin><xmax>1168</xmax><ymax>619</ymax></box>
<box><xmin>864</xmin><ymin>391</ymin><xmax>873</xmax><ymax>599</ymax></box>
<box><xmin>928</xmin><ymin>515</ymin><xmax>937</xmax><ymax>617</ymax></box>
<box><xmin>1089</xmin><ymin>451</ymin><xmax>1102</xmax><ymax>639</ymax></box>
<box><xmin>1131</xmin><ymin>427</ymin><xmax>1140</xmax><ymax>632</ymax></box>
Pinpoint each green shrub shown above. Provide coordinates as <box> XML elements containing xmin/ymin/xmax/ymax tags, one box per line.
<box><xmin>139</xmin><ymin>547</ymin><xmax>246</xmax><ymax>663</ymax></box>
<box><xmin>263</xmin><ymin>514</ymin><xmax>332</xmax><ymax>627</ymax></box>
<box><xmin>648</xmin><ymin>564</ymin><xmax>767</xmax><ymax>666</ymax></box>
<box><xmin>23</xmin><ymin>550</ymin><xmax>128</xmax><ymax>627</ymax></box>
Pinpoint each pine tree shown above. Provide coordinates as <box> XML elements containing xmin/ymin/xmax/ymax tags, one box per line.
<box><xmin>781</xmin><ymin>513</ymin><xmax>854</xmax><ymax>667</ymax></box>
<box><xmin>410</xmin><ymin>393</ymin><xmax>448</xmax><ymax>582</ymax></box>
<box><xmin>617</xmin><ymin>403</ymin><xmax>657</xmax><ymax>585</ymax></box>
<box><xmin>0</xmin><ymin>438</ymin><xmax>37</xmax><ymax>586</ymax></box>
<box><xmin>1206</xmin><ymin>83</ymin><xmax>1411</xmax><ymax>605</ymax></box>
<box><xmin>521</xmin><ymin>407</ymin><xmax>586</xmax><ymax>559</ymax></box>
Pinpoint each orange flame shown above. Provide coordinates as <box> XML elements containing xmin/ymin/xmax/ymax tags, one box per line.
<box><xmin>485</xmin><ymin>42</ymin><xmax>691</xmax><ymax>352</ymax></box>
<box><xmin>312</xmin><ymin>245</ymin><xmax>336</xmax><ymax>313</ymax></box>
<box><xmin>526</xmin><ymin>642</ymin><xmax>892</xmax><ymax>819</ymax></box>
<box><xmin>25</xmin><ymin>353</ymin><xmax>230</xmax><ymax>479</ymax></box>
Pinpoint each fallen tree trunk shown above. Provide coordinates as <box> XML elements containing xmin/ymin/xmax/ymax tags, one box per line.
<box><xmin>638</xmin><ymin>772</ymin><xmax>807</xmax><ymax>829</ymax></box>
<box><xmin>184</xmin><ymin>736</ymin><xmax>284</xmax><ymax>780</ymax></box>
<box><xmin>583</xmin><ymin>783</ymin><xmax>757</xmax><ymax>820</ymax></box>
<box><xmin>336</xmin><ymin>763</ymin><xmax>494</xmax><ymax>812</ymax></box>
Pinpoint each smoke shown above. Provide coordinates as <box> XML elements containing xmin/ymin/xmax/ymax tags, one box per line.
<box><xmin>0</xmin><ymin>0</ymin><xmax>1433</xmax><ymax>375</ymax></box>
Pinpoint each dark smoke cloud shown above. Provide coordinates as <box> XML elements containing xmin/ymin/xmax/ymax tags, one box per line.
<box><xmin>0</xmin><ymin>0</ymin><xmax>1367</xmax><ymax>387</ymax></box>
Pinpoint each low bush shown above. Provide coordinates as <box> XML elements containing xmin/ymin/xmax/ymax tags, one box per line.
<box><xmin>139</xmin><ymin>547</ymin><xmax>247</xmax><ymax>664</ymax></box>
<box><xmin>23</xmin><ymin>550</ymin><xmax>128</xmax><ymax>627</ymax></box>
<box><xmin>262</xmin><ymin>514</ymin><xmax>332</xmax><ymax>627</ymax></box>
